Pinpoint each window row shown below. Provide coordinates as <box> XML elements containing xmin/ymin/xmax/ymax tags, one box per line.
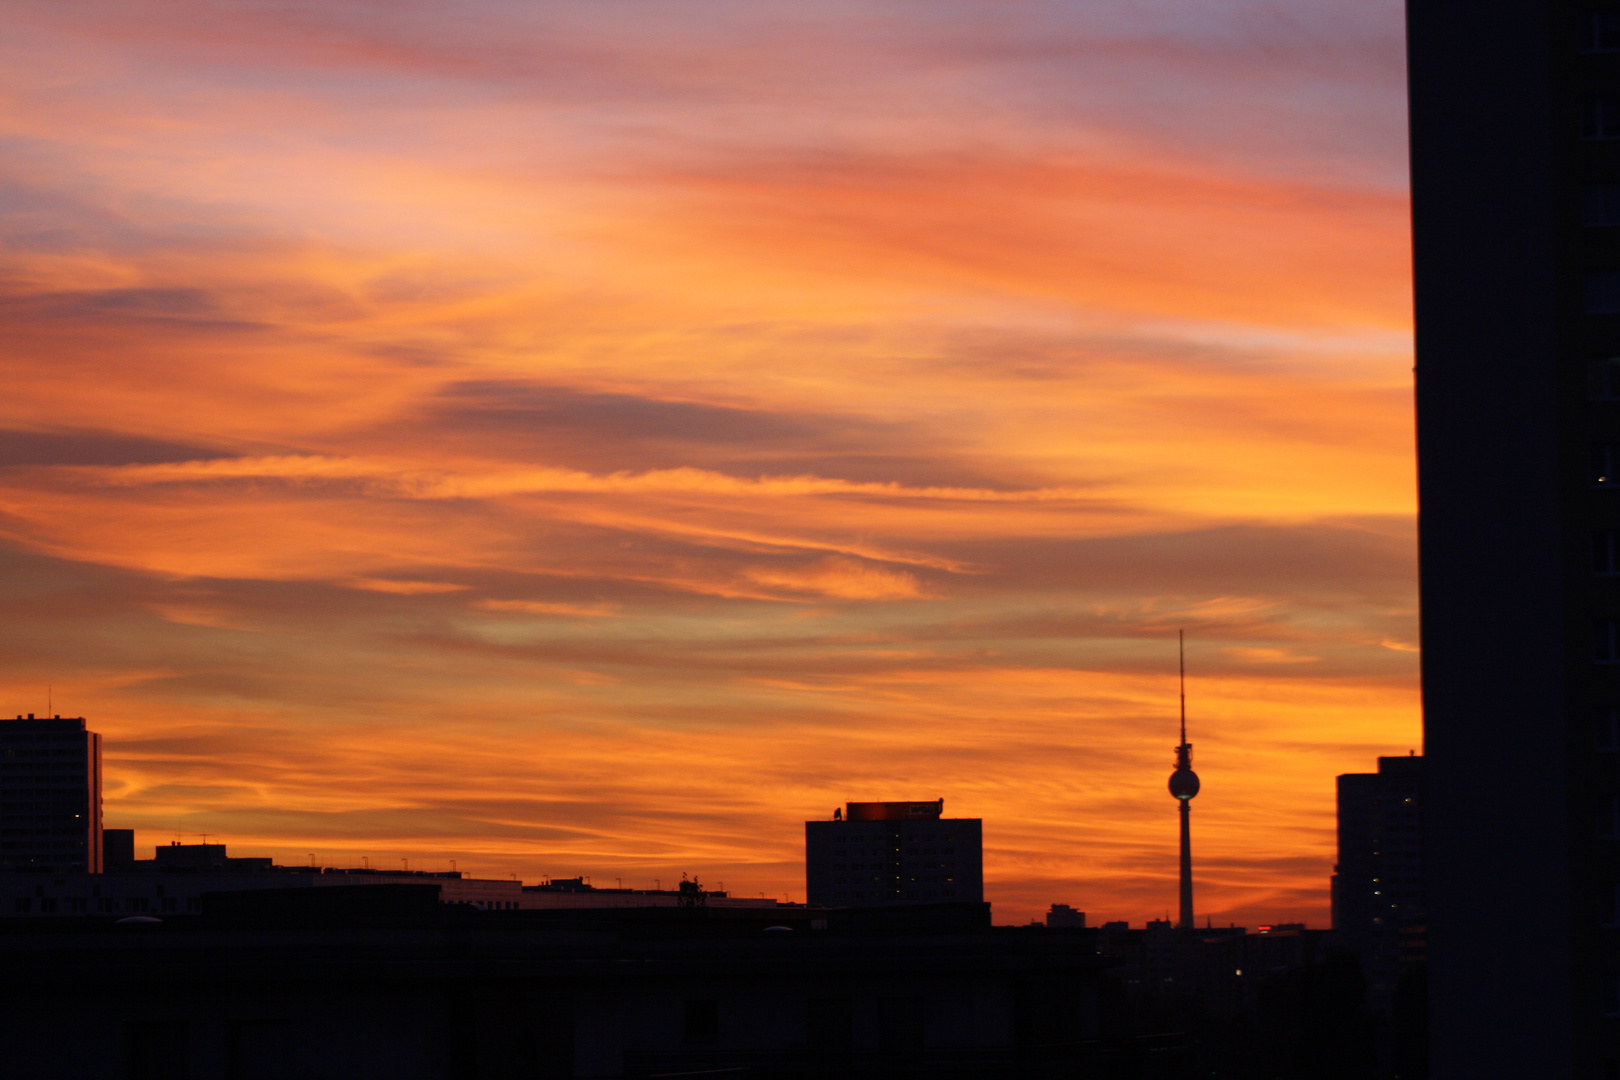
<box><xmin>829</xmin><ymin>889</ymin><xmax>957</xmax><ymax>901</ymax></box>
<box><xmin>10</xmin><ymin>895</ymin><xmax>197</xmax><ymax>914</ymax></box>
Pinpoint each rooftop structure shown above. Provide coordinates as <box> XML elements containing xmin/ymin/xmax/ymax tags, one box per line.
<box><xmin>805</xmin><ymin>801</ymin><xmax>983</xmax><ymax>908</ymax></box>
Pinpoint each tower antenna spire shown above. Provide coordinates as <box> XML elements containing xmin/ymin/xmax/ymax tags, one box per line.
<box><xmin>1179</xmin><ymin>629</ymin><xmax>1186</xmax><ymax>747</ymax></box>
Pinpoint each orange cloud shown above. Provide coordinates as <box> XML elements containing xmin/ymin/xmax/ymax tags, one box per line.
<box><xmin>742</xmin><ymin>557</ymin><xmax>928</xmax><ymax>601</ymax></box>
<box><xmin>0</xmin><ymin>0</ymin><xmax>1417</xmax><ymax>926</ymax></box>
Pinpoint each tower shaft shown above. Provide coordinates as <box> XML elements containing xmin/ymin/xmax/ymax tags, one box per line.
<box><xmin>1178</xmin><ymin>799</ymin><xmax>1193</xmax><ymax>930</ymax></box>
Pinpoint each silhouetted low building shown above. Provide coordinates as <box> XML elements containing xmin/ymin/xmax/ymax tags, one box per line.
<box><xmin>1046</xmin><ymin>904</ymin><xmax>1085</xmax><ymax>928</ymax></box>
<box><xmin>102</xmin><ymin>828</ymin><xmax>134</xmax><ymax>872</ymax></box>
<box><xmin>521</xmin><ymin>876</ymin><xmax>782</xmax><ymax>910</ymax></box>
<box><xmin>0</xmin><ymin>895</ymin><xmax>1125</xmax><ymax>1079</ymax></box>
<box><xmin>0</xmin><ymin>842</ymin><xmax>796</xmax><ymax>918</ymax></box>
<box><xmin>0</xmin><ymin>840</ymin><xmax>524</xmax><ymax>916</ymax></box>
<box><xmin>805</xmin><ymin>800</ymin><xmax>984</xmax><ymax>907</ymax></box>
<box><xmin>153</xmin><ymin>841</ymin><xmax>272</xmax><ymax>873</ymax></box>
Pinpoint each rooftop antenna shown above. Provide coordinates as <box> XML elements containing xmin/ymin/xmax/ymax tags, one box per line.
<box><xmin>46</xmin><ymin>684</ymin><xmax>51</xmax><ymax>718</ymax></box>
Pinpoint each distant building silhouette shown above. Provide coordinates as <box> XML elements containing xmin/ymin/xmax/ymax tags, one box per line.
<box><xmin>1331</xmin><ymin>754</ymin><xmax>1424</xmax><ymax>1011</ymax></box>
<box><xmin>1046</xmin><ymin>903</ymin><xmax>1085</xmax><ymax>928</ymax></box>
<box><xmin>154</xmin><ymin>842</ymin><xmax>272</xmax><ymax>873</ymax></box>
<box><xmin>0</xmin><ymin>715</ymin><xmax>101</xmax><ymax>873</ymax></box>
<box><xmin>102</xmin><ymin>827</ymin><xmax>134</xmax><ymax>871</ymax></box>
<box><xmin>0</xmin><ymin>840</ymin><xmax>786</xmax><ymax>917</ymax></box>
<box><xmin>1407</xmin><ymin>3</ymin><xmax>1612</xmax><ymax>1074</ymax></box>
<box><xmin>805</xmin><ymin>800</ymin><xmax>984</xmax><ymax>907</ymax></box>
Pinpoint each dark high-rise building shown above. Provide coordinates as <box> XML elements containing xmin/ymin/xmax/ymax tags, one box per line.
<box><xmin>805</xmin><ymin>800</ymin><xmax>984</xmax><ymax>907</ymax></box>
<box><xmin>1331</xmin><ymin>755</ymin><xmax>1424</xmax><ymax>1009</ymax></box>
<box><xmin>0</xmin><ymin>716</ymin><xmax>102</xmax><ymax>873</ymax></box>
<box><xmin>1408</xmin><ymin>4</ymin><xmax>1620</xmax><ymax>1074</ymax></box>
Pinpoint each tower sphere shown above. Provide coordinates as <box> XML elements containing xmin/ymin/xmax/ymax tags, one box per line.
<box><xmin>1169</xmin><ymin>769</ymin><xmax>1200</xmax><ymax>801</ymax></box>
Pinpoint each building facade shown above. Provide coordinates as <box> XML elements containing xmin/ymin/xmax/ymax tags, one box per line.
<box><xmin>0</xmin><ymin>901</ymin><xmax>1111</xmax><ymax>1080</ymax></box>
<box><xmin>0</xmin><ymin>716</ymin><xmax>101</xmax><ymax>873</ymax></box>
<box><xmin>1407</xmin><ymin>3</ymin><xmax>1620</xmax><ymax>1074</ymax></box>
<box><xmin>805</xmin><ymin>801</ymin><xmax>983</xmax><ymax>907</ymax></box>
<box><xmin>1330</xmin><ymin>754</ymin><xmax>1424</xmax><ymax>1010</ymax></box>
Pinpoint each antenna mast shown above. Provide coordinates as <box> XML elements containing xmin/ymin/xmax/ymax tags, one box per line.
<box><xmin>1178</xmin><ymin>630</ymin><xmax>1186</xmax><ymax>747</ymax></box>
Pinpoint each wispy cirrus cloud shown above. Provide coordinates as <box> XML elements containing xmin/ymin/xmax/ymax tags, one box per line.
<box><xmin>0</xmin><ymin>0</ymin><xmax>1414</xmax><ymax>926</ymax></box>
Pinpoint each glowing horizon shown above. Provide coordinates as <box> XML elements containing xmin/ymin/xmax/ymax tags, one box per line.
<box><xmin>0</xmin><ymin>0</ymin><xmax>1414</xmax><ymax>926</ymax></box>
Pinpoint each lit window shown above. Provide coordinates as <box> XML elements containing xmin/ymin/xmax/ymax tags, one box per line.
<box><xmin>1585</xmin><ymin>96</ymin><xmax>1620</xmax><ymax>139</ymax></box>
<box><xmin>1593</xmin><ymin>444</ymin><xmax>1620</xmax><ymax>486</ymax></box>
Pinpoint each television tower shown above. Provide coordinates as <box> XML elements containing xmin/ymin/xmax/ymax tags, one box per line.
<box><xmin>1167</xmin><ymin>630</ymin><xmax>1200</xmax><ymax>930</ymax></box>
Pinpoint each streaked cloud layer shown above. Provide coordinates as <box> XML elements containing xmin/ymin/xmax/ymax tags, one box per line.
<box><xmin>0</xmin><ymin>0</ymin><xmax>1412</xmax><ymax>924</ymax></box>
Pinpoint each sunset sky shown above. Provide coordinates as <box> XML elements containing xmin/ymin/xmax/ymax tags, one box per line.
<box><xmin>0</xmin><ymin>0</ymin><xmax>1415</xmax><ymax>924</ymax></box>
